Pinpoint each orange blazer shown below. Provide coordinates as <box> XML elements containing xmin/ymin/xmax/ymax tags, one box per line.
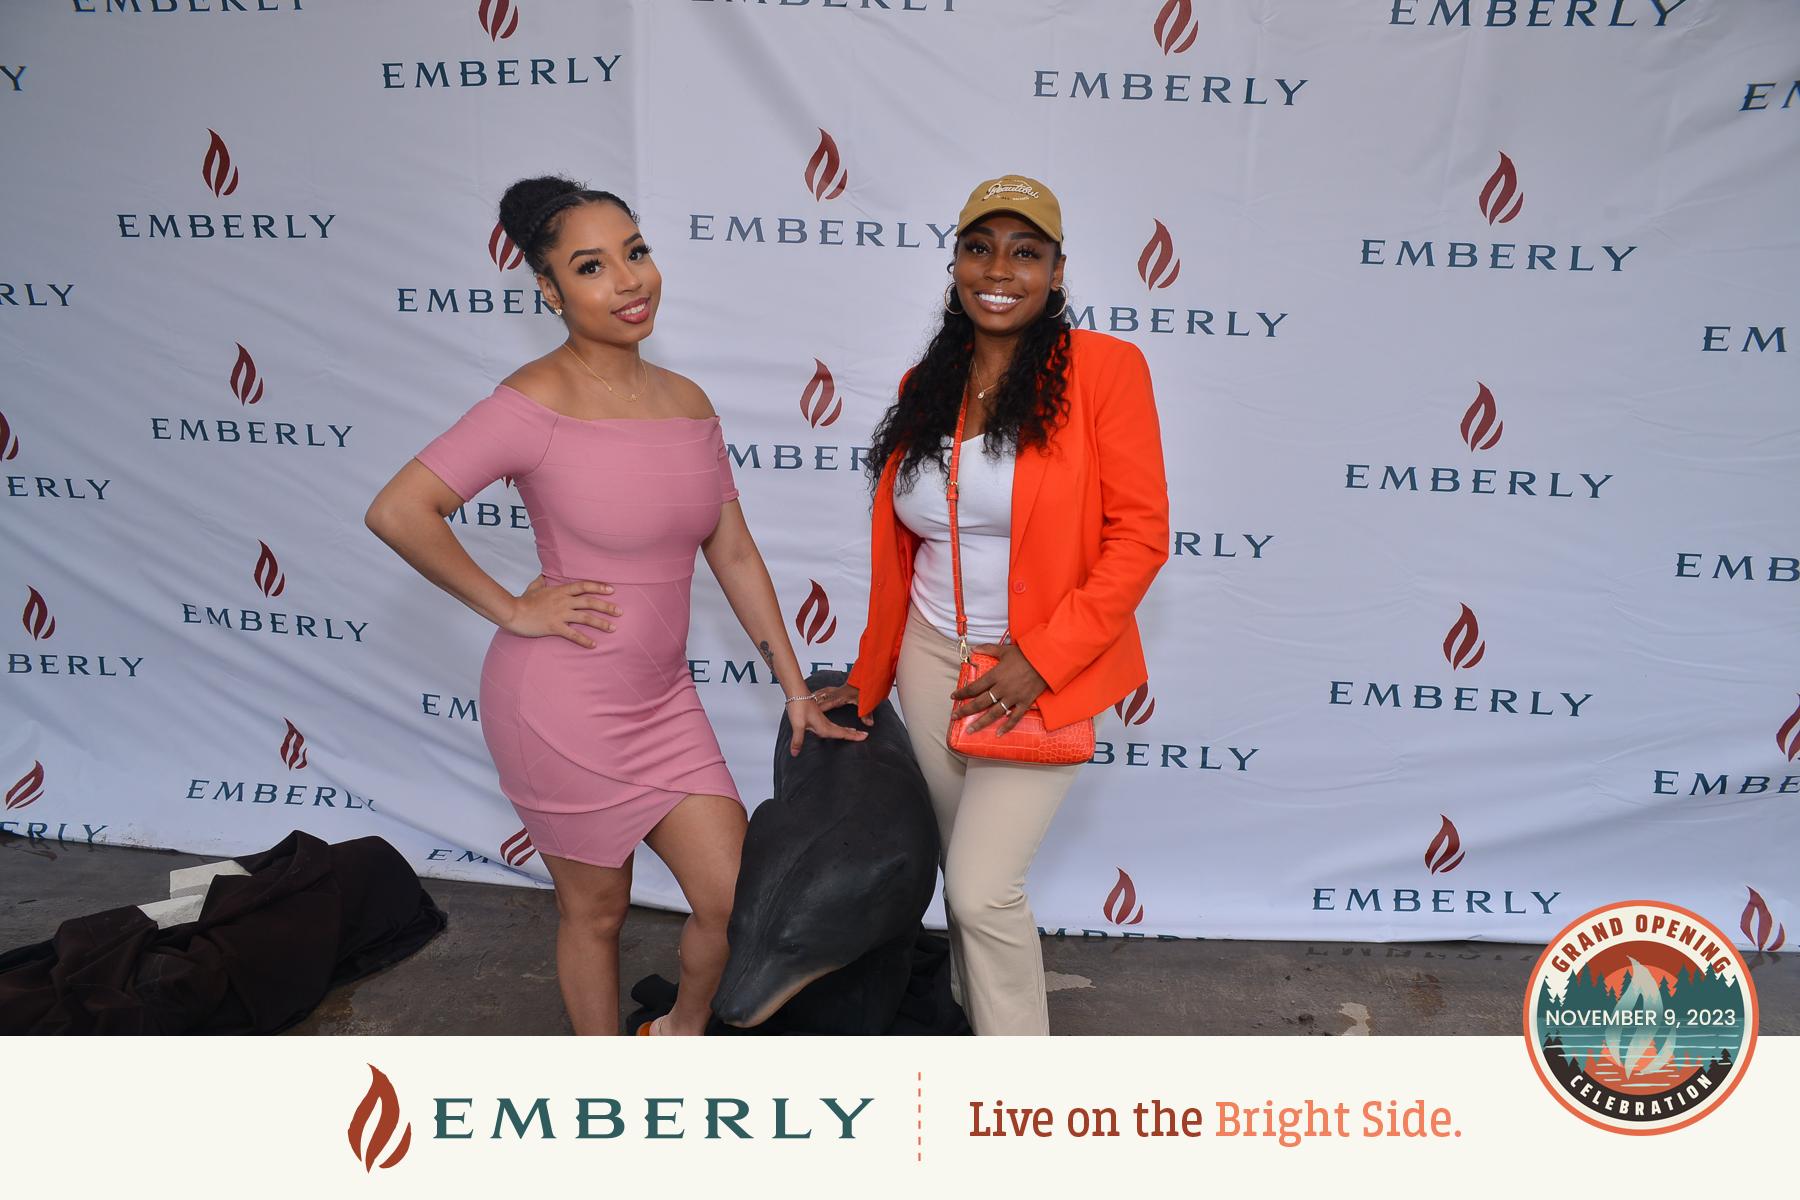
<box><xmin>847</xmin><ymin>329</ymin><xmax>1171</xmax><ymax>730</ymax></box>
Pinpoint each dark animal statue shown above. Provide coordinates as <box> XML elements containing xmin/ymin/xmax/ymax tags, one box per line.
<box><xmin>629</xmin><ymin>670</ymin><xmax>963</xmax><ymax>1034</ymax></box>
<box><xmin>713</xmin><ymin>670</ymin><xmax>941</xmax><ymax>1032</ymax></box>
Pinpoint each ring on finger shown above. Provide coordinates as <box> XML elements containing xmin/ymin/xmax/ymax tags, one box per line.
<box><xmin>987</xmin><ymin>689</ymin><xmax>1001</xmax><ymax>707</ymax></box>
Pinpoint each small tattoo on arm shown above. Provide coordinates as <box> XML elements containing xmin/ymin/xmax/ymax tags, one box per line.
<box><xmin>758</xmin><ymin>640</ymin><xmax>776</xmax><ymax>670</ymax></box>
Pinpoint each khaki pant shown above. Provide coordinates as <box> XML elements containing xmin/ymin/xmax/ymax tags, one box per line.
<box><xmin>895</xmin><ymin>603</ymin><xmax>1085</xmax><ymax>1035</ymax></box>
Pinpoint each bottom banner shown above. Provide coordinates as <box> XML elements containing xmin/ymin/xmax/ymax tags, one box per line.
<box><xmin>6</xmin><ymin>1035</ymin><xmax>1788</xmax><ymax>1195</ymax></box>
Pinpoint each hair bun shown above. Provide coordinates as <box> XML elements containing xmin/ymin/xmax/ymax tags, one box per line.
<box><xmin>499</xmin><ymin>175</ymin><xmax>581</xmax><ymax>248</ymax></box>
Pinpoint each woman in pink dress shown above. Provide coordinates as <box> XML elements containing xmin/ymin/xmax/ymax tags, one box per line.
<box><xmin>366</xmin><ymin>176</ymin><xmax>864</xmax><ymax>1035</ymax></box>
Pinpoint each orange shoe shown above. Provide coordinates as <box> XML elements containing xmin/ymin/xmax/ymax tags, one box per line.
<box><xmin>635</xmin><ymin>1015</ymin><xmax>665</xmax><ymax>1036</ymax></box>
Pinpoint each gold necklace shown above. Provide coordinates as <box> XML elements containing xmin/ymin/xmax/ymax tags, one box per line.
<box><xmin>968</xmin><ymin>366</ymin><xmax>1003</xmax><ymax>401</ymax></box>
<box><xmin>562</xmin><ymin>342</ymin><xmax>647</xmax><ymax>402</ymax></box>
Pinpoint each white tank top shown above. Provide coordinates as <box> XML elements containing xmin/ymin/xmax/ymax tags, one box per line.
<box><xmin>892</xmin><ymin>433</ymin><xmax>1014</xmax><ymax>642</ymax></box>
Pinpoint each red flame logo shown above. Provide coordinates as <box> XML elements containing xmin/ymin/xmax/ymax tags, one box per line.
<box><xmin>488</xmin><ymin>221</ymin><xmax>524</xmax><ymax>271</ymax></box>
<box><xmin>1478</xmin><ymin>152</ymin><xmax>1523</xmax><ymax>225</ymax></box>
<box><xmin>347</xmin><ymin>1064</ymin><xmax>412</xmax><ymax>1172</ymax></box>
<box><xmin>800</xmin><ymin>359</ymin><xmax>841</xmax><ymax>428</ymax></box>
<box><xmin>22</xmin><ymin>587</ymin><xmax>56</xmax><ymax>641</ymax></box>
<box><xmin>1460</xmin><ymin>383</ymin><xmax>1502</xmax><ymax>451</ymax></box>
<box><xmin>253</xmin><ymin>540</ymin><xmax>287</xmax><ymax>598</ymax></box>
<box><xmin>1153</xmin><ymin>0</ymin><xmax>1198</xmax><ymax>54</ymax></box>
<box><xmin>1103</xmin><ymin>868</ymin><xmax>1146</xmax><ymax>926</ymax></box>
<box><xmin>1441</xmin><ymin>604</ymin><xmax>1486</xmax><ymax>670</ymax></box>
<box><xmin>0</xmin><ymin>410</ymin><xmax>18</xmax><ymax>461</ymax></box>
<box><xmin>1741</xmin><ymin>886</ymin><xmax>1786</xmax><ymax>953</ymax></box>
<box><xmin>280</xmin><ymin>719</ymin><xmax>309</xmax><ymax>771</ymax></box>
<box><xmin>1424</xmin><ymin>815</ymin><xmax>1465</xmax><ymax>874</ymax></box>
<box><xmin>794</xmin><ymin>579</ymin><xmax>837</xmax><ymax>645</ymax></box>
<box><xmin>230</xmin><ymin>343</ymin><xmax>265</xmax><ymax>406</ymax></box>
<box><xmin>202</xmin><ymin>129</ymin><xmax>239</xmax><ymax>198</ymax></box>
<box><xmin>5</xmin><ymin>762</ymin><xmax>44</xmax><ymax>812</ymax></box>
<box><xmin>1113</xmin><ymin>682</ymin><xmax>1156</xmax><ymax>726</ymax></box>
<box><xmin>501</xmin><ymin>827</ymin><xmax>536</xmax><ymax>868</ymax></box>
<box><xmin>804</xmin><ymin>129</ymin><xmax>848</xmax><ymax>201</ymax></box>
<box><xmin>478</xmin><ymin>0</ymin><xmax>518</xmax><ymax>40</ymax></box>
<box><xmin>1777</xmin><ymin>695</ymin><xmax>1800</xmax><ymax>762</ymax></box>
<box><xmin>1136</xmin><ymin>220</ymin><xmax>1182</xmax><ymax>291</ymax></box>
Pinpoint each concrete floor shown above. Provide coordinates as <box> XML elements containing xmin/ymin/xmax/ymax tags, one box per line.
<box><xmin>5</xmin><ymin>834</ymin><xmax>1794</xmax><ymax>1036</ymax></box>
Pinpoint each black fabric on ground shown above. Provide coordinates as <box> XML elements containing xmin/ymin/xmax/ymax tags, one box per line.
<box><xmin>0</xmin><ymin>831</ymin><xmax>446</xmax><ymax>1034</ymax></box>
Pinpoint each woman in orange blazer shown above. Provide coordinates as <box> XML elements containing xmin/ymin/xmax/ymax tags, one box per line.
<box><xmin>812</xmin><ymin>176</ymin><xmax>1169</xmax><ymax>1034</ymax></box>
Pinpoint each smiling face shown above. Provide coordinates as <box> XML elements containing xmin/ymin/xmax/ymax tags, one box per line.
<box><xmin>535</xmin><ymin>200</ymin><xmax>660</xmax><ymax>344</ymax></box>
<box><xmin>951</xmin><ymin>212</ymin><xmax>1065</xmax><ymax>339</ymax></box>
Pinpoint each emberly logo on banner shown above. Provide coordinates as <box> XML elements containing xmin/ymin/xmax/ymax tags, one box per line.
<box><xmin>1344</xmin><ymin>382</ymin><xmax>1615</xmax><ymax>501</ymax></box>
<box><xmin>1673</xmin><ymin>550</ymin><xmax>1797</xmax><ymax>583</ymax></box>
<box><xmin>6</xmin><ymin>761</ymin><xmax>45</xmax><ymax>811</ymax></box>
<box><xmin>1312</xmin><ymin>815</ymin><xmax>1562</xmax><ymax>918</ymax></box>
<box><xmin>691</xmin><ymin>583</ymin><xmax>855</xmax><ymax>681</ymax></box>
<box><xmin>1032</xmin><ymin>1</ymin><xmax>1306</xmax><ymax>106</ymax></box>
<box><xmin>72</xmin><ymin>1</ymin><xmax>304</xmax><ymax>14</ymax></box>
<box><xmin>1387</xmin><ymin>0</ymin><xmax>1697</xmax><ymax>31</ymax></box>
<box><xmin>420</xmin><ymin>692</ymin><xmax>480</xmax><ymax>722</ymax></box>
<box><xmin>280</xmin><ymin>718</ymin><xmax>310</xmax><ymax>770</ymax></box>
<box><xmin>117</xmin><ymin>129</ymin><xmax>336</xmax><ymax>242</ymax></box>
<box><xmin>1700</xmin><ymin>323</ymin><xmax>1786</xmax><ymax>353</ymax></box>
<box><xmin>1361</xmin><ymin>151</ymin><xmax>1637</xmax><ymax>274</ymax></box>
<box><xmin>420</xmin><ymin>828</ymin><xmax>544</xmax><ymax>876</ymax></box>
<box><xmin>479</xmin><ymin>0</ymin><xmax>519</xmax><ymax>40</ymax></box>
<box><xmin>441</xmin><ymin>476</ymin><xmax>532</xmax><ymax>533</ymax></box>
<box><xmin>1739</xmin><ymin>79</ymin><xmax>1800</xmax><ymax>111</ymax></box>
<box><xmin>0</xmin><ymin>282</ymin><xmax>73</xmax><ymax>308</ymax></box>
<box><xmin>1070</xmin><ymin>218</ymin><xmax>1289</xmax><ymax>340</ymax></box>
<box><xmin>2</xmin><ymin>409</ymin><xmax>116</xmax><ymax>504</ymax></box>
<box><xmin>1103</xmin><ymin>867</ymin><xmax>1147</xmax><ymax>926</ymax></box>
<box><xmin>1741</xmin><ymin>887</ymin><xmax>1785</xmax><ymax>954</ymax></box>
<box><xmin>9</xmin><ymin>585</ymin><xmax>146</xmax><ymax>681</ymax></box>
<box><xmin>178</xmin><ymin>540</ymin><xmax>371</xmax><ymax>645</ymax></box>
<box><xmin>1650</xmin><ymin>694</ymin><xmax>1800</xmax><ymax>800</ymax></box>
<box><xmin>727</xmin><ymin>357</ymin><xmax>873</xmax><ymax>475</ymax></box>
<box><xmin>1</xmin><ymin>759</ymin><xmax>110</xmax><ymax>845</ymax></box>
<box><xmin>1424</xmin><ymin>815</ymin><xmax>1466</xmax><ymax>873</ymax></box>
<box><xmin>149</xmin><ymin>341</ymin><xmax>354</xmax><ymax>452</ymax></box>
<box><xmin>798</xmin><ymin>359</ymin><xmax>841</xmax><ymax>428</ymax></box>
<box><xmin>792</xmin><ymin>579</ymin><xmax>838</xmax><ymax>645</ymax></box>
<box><xmin>1329</xmin><ymin>603</ymin><xmax>1595</xmax><ymax>718</ymax></box>
<box><xmin>689</xmin><ymin>128</ymin><xmax>957</xmax><ymax>252</ymax></box>
<box><xmin>186</xmin><ymin>715</ymin><xmax>378</xmax><ymax>814</ymax></box>
<box><xmin>397</xmin><ymin>220</ymin><xmax>560</xmax><ymax>318</ymax></box>
<box><xmin>803</xmin><ymin>129</ymin><xmax>848</xmax><ymax>201</ymax></box>
<box><xmin>380</xmin><ymin>3</ymin><xmax>621</xmax><ymax>90</ymax></box>
<box><xmin>1092</xmin><ymin>678</ymin><xmax>1260</xmax><ymax>773</ymax></box>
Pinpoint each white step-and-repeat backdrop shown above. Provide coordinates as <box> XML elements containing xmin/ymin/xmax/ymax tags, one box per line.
<box><xmin>4</xmin><ymin>0</ymin><xmax>1795</xmax><ymax>945</ymax></box>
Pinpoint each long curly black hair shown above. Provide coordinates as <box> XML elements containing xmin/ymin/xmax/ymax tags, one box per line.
<box><xmin>865</xmin><ymin>285</ymin><xmax>1073</xmax><ymax>497</ymax></box>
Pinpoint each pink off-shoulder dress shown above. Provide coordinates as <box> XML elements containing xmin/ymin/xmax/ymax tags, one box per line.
<box><xmin>416</xmin><ymin>384</ymin><xmax>743</xmax><ymax>868</ymax></box>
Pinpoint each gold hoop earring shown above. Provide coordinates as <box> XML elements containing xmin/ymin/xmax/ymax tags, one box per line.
<box><xmin>943</xmin><ymin>285</ymin><xmax>965</xmax><ymax>317</ymax></box>
<box><xmin>1045</xmin><ymin>287</ymin><xmax>1067</xmax><ymax>319</ymax></box>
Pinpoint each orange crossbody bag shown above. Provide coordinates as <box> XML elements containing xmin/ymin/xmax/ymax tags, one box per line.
<box><xmin>944</xmin><ymin>398</ymin><xmax>1095</xmax><ymax>765</ymax></box>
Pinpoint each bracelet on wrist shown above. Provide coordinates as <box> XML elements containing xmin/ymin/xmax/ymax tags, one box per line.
<box><xmin>783</xmin><ymin>692</ymin><xmax>816</xmax><ymax>705</ymax></box>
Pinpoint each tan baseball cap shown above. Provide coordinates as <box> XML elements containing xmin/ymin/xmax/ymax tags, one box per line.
<box><xmin>956</xmin><ymin>175</ymin><xmax>1063</xmax><ymax>243</ymax></box>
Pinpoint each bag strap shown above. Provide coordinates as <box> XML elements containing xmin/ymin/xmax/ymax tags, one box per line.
<box><xmin>947</xmin><ymin>395</ymin><xmax>970</xmax><ymax>663</ymax></box>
